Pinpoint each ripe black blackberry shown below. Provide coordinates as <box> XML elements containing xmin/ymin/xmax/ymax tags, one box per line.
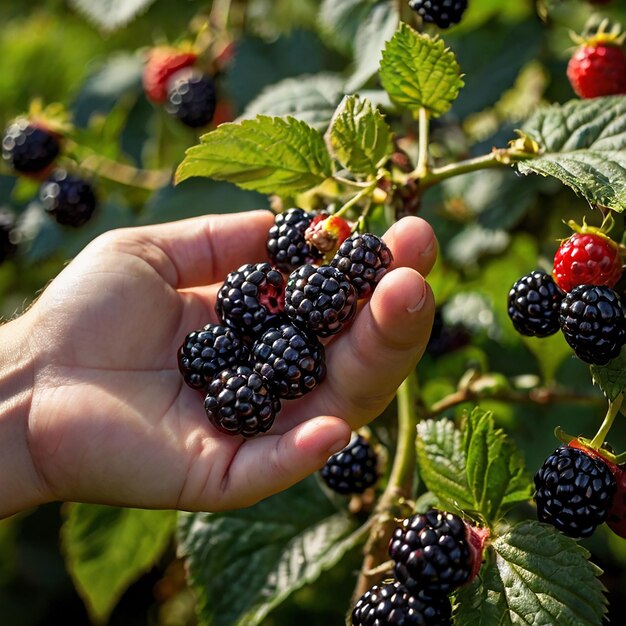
<box><xmin>2</xmin><ymin>119</ymin><xmax>60</xmax><ymax>175</ymax></box>
<box><xmin>408</xmin><ymin>0</ymin><xmax>468</xmax><ymax>29</ymax></box>
<box><xmin>204</xmin><ymin>365</ymin><xmax>281</xmax><ymax>437</ymax></box>
<box><xmin>534</xmin><ymin>444</ymin><xmax>616</xmax><ymax>538</ymax></box>
<box><xmin>320</xmin><ymin>435</ymin><xmax>378</xmax><ymax>495</ymax></box>
<box><xmin>251</xmin><ymin>319</ymin><xmax>326</xmax><ymax>398</ymax></box>
<box><xmin>558</xmin><ymin>284</ymin><xmax>626</xmax><ymax>365</ymax></box>
<box><xmin>351</xmin><ymin>580</ymin><xmax>452</xmax><ymax>626</ymax></box>
<box><xmin>330</xmin><ymin>233</ymin><xmax>393</xmax><ymax>299</ymax></box>
<box><xmin>284</xmin><ymin>264</ymin><xmax>357</xmax><ymax>338</ymax></box>
<box><xmin>507</xmin><ymin>271</ymin><xmax>563</xmax><ymax>337</ymax></box>
<box><xmin>0</xmin><ymin>209</ymin><xmax>17</xmax><ymax>264</ymax></box>
<box><xmin>216</xmin><ymin>262</ymin><xmax>285</xmax><ymax>340</ymax></box>
<box><xmin>389</xmin><ymin>508</ymin><xmax>473</xmax><ymax>595</ymax></box>
<box><xmin>165</xmin><ymin>69</ymin><xmax>217</xmax><ymax>128</ymax></box>
<box><xmin>266</xmin><ymin>208</ymin><xmax>322</xmax><ymax>273</ymax></box>
<box><xmin>39</xmin><ymin>169</ymin><xmax>98</xmax><ymax>227</ymax></box>
<box><xmin>178</xmin><ymin>324</ymin><xmax>249</xmax><ymax>390</ymax></box>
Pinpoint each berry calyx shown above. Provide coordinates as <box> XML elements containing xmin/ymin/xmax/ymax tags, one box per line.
<box><xmin>165</xmin><ymin>69</ymin><xmax>217</xmax><ymax>128</ymax></box>
<box><xmin>408</xmin><ymin>0</ymin><xmax>468</xmax><ymax>29</ymax></box>
<box><xmin>2</xmin><ymin>118</ymin><xmax>61</xmax><ymax>177</ymax></box>
<box><xmin>320</xmin><ymin>434</ymin><xmax>379</xmax><ymax>495</ymax></box>
<box><xmin>39</xmin><ymin>169</ymin><xmax>98</xmax><ymax>227</ymax></box>
<box><xmin>142</xmin><ymin>46</ymin><xmax>198</xmax><ymax>103</ymax></box>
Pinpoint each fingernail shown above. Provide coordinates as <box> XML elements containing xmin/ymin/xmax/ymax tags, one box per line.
<box><xmin>420</xmin><ymin>237</ymin><xmax>436</xmax><ymax>257</ymax></box>
<box><xmin>327</xmin><ymin>438</ymin><xmax>348</xmax><ymax>456</ymax></box>
<box><xmin>407</xmin><ymin>275</ymin><xmax>427</xmax><ymax>313</ymax></box>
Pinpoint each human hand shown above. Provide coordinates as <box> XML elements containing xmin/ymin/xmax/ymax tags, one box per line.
<box><xmin>1</xmin><ymin>210</ymin><xmax>436</xmax><ymax>517</ymax></box>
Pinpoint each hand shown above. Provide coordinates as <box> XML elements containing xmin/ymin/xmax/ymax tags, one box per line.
<box><xmin>1</xmin><ymin>210</ymin><xmax>436</xmax><ymax>517</ymax></box>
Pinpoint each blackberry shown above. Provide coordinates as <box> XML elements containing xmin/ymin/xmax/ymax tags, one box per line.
<box><xmin>389</xmin><ymin>509</ymin><xmax>472</xmax><ymax>595</ymax></box>
<box><xmin>320</xmin><ymin>434</ymin><xmax>378</xmax><ymax>495</ymax></box>
<box><xmin>178</xmin><ymin>324</ymin><xmax>249</xmax><ymax>390</ymax></box>
<box><xmin>425</xmin><ymin>309</ymin><xmax>471</xmax><ymax>358</ymax></box>
<box><xmin>0</xmin><ymin>209</ymin><xmax>17</xmax><ymax>264</ymax></box>
<box><xmin>251</xmin><ymin>319</ymin><xmax>326</xmax><ymax>399</ymax></box>
<box><xmin>558</xmin><ymin>284</ymin><xmax>626</xmax><ymax>365</ymax></box>
<box><xmin>408</xmin><ymin>0</ymin><xmax>468</xmax><ymax>29</ymax></box>
<box><xmin>267</xmin><ymin>208</ymin><xmax>322</xmax><ymax>273</ymax></box>
<box><xmin>285</xmin><ymin>264</ymin><xmax>357</xmax><ymax>338</ymax></box>
<box><xmin>351</xmin><ymin>580</ymin><xmax>452</xmax><ymax>626</ymax></box>
<box><xmin>204</xmin><ymin>365</ymin><xmax>281</xmax><ymax>437</ymax></box>
<box><xmin>165</xmin><ymin>69</ymin><xmax>217</xmax><ymax>128</ymax></box>
<box><xmin>2</xmin><ymin>119</ymin><xmax>60</xmax><ymax>175</ymax></box>
<box><xmin>534</xmin><ymin>445</ymin><xmax>616</xmax><ymax>538</ymax></box>
<box><xmin>39</xmin><ymin>169</ymin><xmax>98</xmax><ymax>227</ymax></box>
<box><xmin>216</xmin><ymin>262</ymin><xmax>285</xmax><ymax>340</ymax></box>
<box><xmin>507</xmin><ymin>271</ymin><xmax>563</xmax><ymax>337</ymax></box>
<box><xmin>330</xmin><ymin>233</ymin><xmax>393</xmax><ymax>299</ymax></box>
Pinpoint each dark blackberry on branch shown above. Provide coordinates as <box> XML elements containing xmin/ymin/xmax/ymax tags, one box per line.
<box><xmin>267</xmin><ymin>208</ymin><xmax>322</xmax><ymax>273</ymax></box>
<box><xmin>165</xmin><ymin>69</ymin><xmax>217</xmax><ymax>128</ymax></box>
<box><xmin>251</xmin><ymin>319</ymin><xmax>326</xmax><ymax>398</ymax></box>
<box><xmin>0</xmin><ymin>209</ymin><xmax>17</xmax><ymax>264</ymax></box>
<box><xmin>204</xmin><ymin>365</ymin><xmax>280</xmax><ymax>437</ymax></box>
<box><xmin>2</xmin><ymin>119</ymin><xmax>60</xmax><ymax>175</ymax></box>
<box><xmin>408</xmin><ymin>0</ymin><xmax>468</xmax><ymax>29</ymax></box>
<box><xmin>178</xmin><ymin>324</ymin><xmax>249</xmax><ymax>390</ymax></box>
<box><xmin>39</xmin><ymin>169</ymin><xmax>98</xmax><ymax>227</ymax></box>
<box><xmin>320</xmin><ymin>434</ymin><xmax>378</xmax><ymax>495</ymax></box>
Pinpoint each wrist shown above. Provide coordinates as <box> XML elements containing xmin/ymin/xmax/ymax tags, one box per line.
<box><xmin>0</xmin><ymin>312</ymin><xmax>50</xmax><ymax>518</ymax></box>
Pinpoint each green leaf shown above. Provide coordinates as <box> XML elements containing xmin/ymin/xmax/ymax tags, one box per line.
<box><xmin>61</xmin><ymin>505</ymin><xmax>176</xmax><ymax>623</ymax></box>
<box><xmin>590</xmin><ymin>344</ymin><xmax>626</xmax><ymax>402</ymax></box>
<box><xmin>240</xmin><ymin>73</ymin><xmax>345</xmax><ymax>131</ymax></box>
<box><xmin>177</xmin><ymin>477</ymin><xmax>363</xmax><ymax>626</ymax></box>
<box><xmin>416</xmin><ymin>418</ymin><xmax>474</xmax><ymax>514</ymax></box>
<box><xmin>463</xmin><ymin>408</ymin><xmax>533</xmax><ymax>521</ymax></box>
<box><xmin>326</xmin><ymin>95</ymin><xmax>393</xmax><ymax>176</ymax></box>
<box><xmin>67</xmin><ymin>0</ymin><xmax>156</xmax><ymax>32</ymax></box>
<box><xmin>379</xmin><ymin>23</ymin><xmax>464</xmax><ymax>118</ymax></box>
<box><xmin>454</xmin><ymin>521</ymin><xmax>608</xmax><ymax>625</ymax></box>
<box><xmin>318</xmin><ymin>0</ymin><xmax>374</xmax><ymax>54</ymax></box>
<box><xmin>175</xmin><ymin>116</ymin><xmax>333</xmax><ymax>196</ymax></box>
<box><xmin>518</xmin><ymin>96</ymin><xmax>626</xmax><ymax>212</ymax></box>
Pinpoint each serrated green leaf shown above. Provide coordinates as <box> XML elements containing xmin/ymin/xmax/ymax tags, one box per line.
<box><xmin>326</xmin><ymin>95</ymin><xmax>393</xmax><ymax>176</ymax></box>
<box><xmin>67</xmin><ymin>0</ymin><xmax>156</xmax><ymax>32</ymax></box>
<box><xmin>175</xmin><ymin>116</ymin><xmax>333</xmax><ymax>196</ymax></box>
<box><xmin>518</xmin><ymin>96</ymin><xmax>626</xmax><ymax>212</ymax></box>
<box><xmin>177</xmin><ymin>477</ymin><xmax>363</xmax><ymax>626</ymax></box>
<box><xmin>455</xmin><ymin>521</ymin><xmax>608</xmax><ymax>626</ymax></box>
<box><xmin>61</xmin><ymin>505</ymin><xmax>176</xmax><ymax>623</ymax></box>
<box><xmin>379</xmin><ymin>23</ymin><xmax>464</xmax><ymax>118</ymax></box>
<box><xmin>239</xmin><ymin>73</ymin><xmax>345</xmax><ymax>131</ymax></box>
<box><xmin>590</xmin><ymin>344</ymin><xmax>626</xmax><ymax>401</ymax></box>
<box><xmin>416</xmin><ymin>418</ymin><xmax>474</xmax><ymax>514</ymax></box>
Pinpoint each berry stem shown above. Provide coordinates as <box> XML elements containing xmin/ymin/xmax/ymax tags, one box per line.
<box><xmin>334</xmin><ymin>178</ymin><xmax>380</xmax><ymax>218</ymax></box>
<box><xmin>590</xmin><ymin>393</ymin><xmax>623</xmax><ymax>450</ymax></box>
<box><xmin>411</xmin><ymin>107</ymin><xmax>430</xmax><ymax>179</ymax></box>
<box><xmin>418</xmin><ymin>150</ymin><xmax>506</xmax><ymax>187</ymax></box>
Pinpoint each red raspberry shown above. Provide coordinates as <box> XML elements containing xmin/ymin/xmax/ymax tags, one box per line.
<box><xmin>552</xmin><ymin>231</ymin><xmax>622</xmax><ymax>292</ymax></box>
<box><xmin>143</xmin><ymin>47</ymin><xmax>198</xmax><ymax>103</ymax></box>
<box><xmin>304</xmin><ymin>214</ymin><xmax>352</xmax><ymax>259</ymax></box>
<box><xmin>567</xmin><ymin>41</ymin><xmax>626</xmax><ymax>99</ymax></box>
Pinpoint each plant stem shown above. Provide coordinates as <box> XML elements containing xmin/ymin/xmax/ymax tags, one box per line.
<box><xmin>334</xmin><ymin>179</ymin><xmax>380</xmax><ymax>218</ymax></box>
<box><xmin>332</xmin><ymin>175</ymin><xmax>373</xmax><ymax>189</ymax></box>
<box><xmin>590</xmin><ymin>393</ymin><xmax>624</xmax><ymax>450</ymax></box>
<box><xmin>411</xmin><ymin>108</ymin><xmax>430</xmax><ymax>179</ymax></box>
<box><xmin>419</xmin><ymin>150</ymin><xmax>506</xmax><ymax>187</ymax></box>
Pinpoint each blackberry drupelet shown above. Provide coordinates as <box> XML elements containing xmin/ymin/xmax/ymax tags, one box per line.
<box><xmin>320</xmin><ymin>435</ymin><xmax>378</xmax><ymax>495</ymax></box>
<box><xmin>507</xmin><ymin>271</ymin><xmax>563</xmax><ymax>337</ymax></box>
<box><xmin>0</xmin><ymin>209</ymin><xmax>17</xmax><ymax>264</ymax></box>
<box><xmin>266</xmin><ymin>208</ymin><xmax>322</xmax><ymax>273</ymax></box>
<box><xmin>39</xmin><ymin>169</ymin><xmax>98</xmax><ymax>227</ymax></box>
<box><xmin>251</xmin><ymin>319</ymin><xmax>326</xmax><ymax>398</ymax></box>
<box><xmin>166</xmin><ymin>69</ymin><xmax>217</xmax><ymax>128</ymax></box>
<box><xmin>330</xmin><ymin>233</ymin><xmax>393</xmax><ymax>299</ymax></box>
<box><xmin>2</xmin><ymin>119</ymin><xmax>60</xmax><ymax>175</ymax></box>
<box><xmin>534</xmin><ymin>445</ymin><xmax>616</xmax><ymax>538</ymax></box>
<box><xmin>558</xmin><ymin>284</ymin><xmax>626</xmax><ymax>365</ymax></box>
<box><xmin>216</xmin><ymin>262</ymin><xmax>285</xmax><ymax>340</ymax></box>
<box><xmin>351</xmin><ymin>580</ymin><xmax>452</xmax><ymax>626</ymax></box>
<box><xmin>389</xmin><ymin>508</ymin><xmax>473</xmax><ymax>595</ymax></box>
<box><xmin>408</xmin><ymin>0</ymin><xmax>468</xmax><ymax>29</ymax></box>
<box><xmin>284</xmin><ymin>264</ymin><xmax>357</xmax><ymax>338</ymax></box>
<box><xmin>204</xmin><ymin>365</ymin><xmax>281</xmax><ymax>437</ymax></box>
<box><xmin>178</xmin><ymin>324</ymin><xmax>249</xmax><ymax>390</ymax></box>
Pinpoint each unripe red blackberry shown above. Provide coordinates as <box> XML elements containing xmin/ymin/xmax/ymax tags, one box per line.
<box><xmin>351</xmin><ymin>580</ymin><xmax>452</xmax><ymax>626</ymax></box>
<box><xmin>165</xmin><ymin>69</ymin><xmax>217</xmax><ymax>128</ymax></box>
<box><xmin>330</xmin><ymin>233</ymin><xmax>393</xmax><ymax>299</ymax></box>
<box><xmin>204</xmin><ymin>365</ymin><xmax>280</xmax><ymax>437</ymax></box>
<box><xmin>178</xmin><ymin>324</ymin><xmax>249</xmax><ymax>390</ymax></box>
<box><xmin>216</xmin><ymin>262</ymin><xmax>285</xmax><ymax>340</ymax></box>
<box><xmin>39</xmin><ymin>169</ymin><xmax>98</xmax><ymax>227</ymax></box>
<box><xmin>2</xmin><ymin>119</ymin><xmax>60</xmax><ymax>176</ymax></box>
<box><xmin>251</xmin><ymin>319</ymin><xmax>326</xmax><ymax>399</ymax></box>
<box><xmin>285</xmin><ymin>264</ymin><xmax>357</xmax><ymax>338</ymax></box>
<box><xmin>320</xmin><ymin>434</ymin><xmax>378</xmax><ymax>495</ymax></box>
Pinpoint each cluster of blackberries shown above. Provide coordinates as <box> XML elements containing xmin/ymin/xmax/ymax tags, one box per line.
<box><xmin>408</xmin><ymin>0</ymin><xmax>468</xmax><ymax>29</ymax></box>
<box><xmin>534</xmin><ymin>440</ymin><xmax>626</xmax><ymax>539</ymax></box>
<box><xmin>142</xmin><ymin>47</ymin><xmax>217</xmax><ymax>128</ymax></box>
<box><xmin>507</xmin><ymin>229</ymin><xmax>625</xmax><ymax>365</ymax></box>
<box><xmin>352</xmin><ymin>509</ymin><xmax>486</xmax><ymax>625</ymax></box>
<box><xmin>2</xmin><ymin>118</ymin><xmax>98</xmax><ymax>228</ymax></box>
<box><xmin>178</xmin><ymin>208</ymin><xmax>393</xmax><ymax>438</ymax></box>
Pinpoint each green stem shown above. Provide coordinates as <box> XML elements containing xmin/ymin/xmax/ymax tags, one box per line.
<box><xmin>590</xmin><ymin>393</ymin><xmax>623</xmax><ymax>450</ymax></box>
<box><xmin>411</xmin><ymin>108</ymin><xmax>430</xmax><ymax>179</ymax></box>
<box><xmin>419</xmin><ymin>151</ymin><xmax>506</xmax><ymax>187</ymax></box>
<box><xmin>334</xmin><ymin>179</ymin><xmax>379</xmax><ymax>218</ymax></box>
<box><xmin>332</xmin><ymin>175</ymin><xmax>373</xmax><ymax>189</ymax></box>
